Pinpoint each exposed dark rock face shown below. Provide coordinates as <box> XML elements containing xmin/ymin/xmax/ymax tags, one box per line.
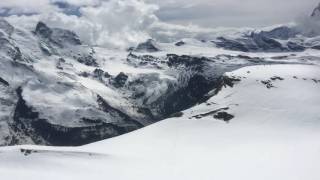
<box><xmin>10</xmin><ymin>87</ymin><xmax>46</xmax><ymax>145</ymax></box>
<box><xmin>123</xmin><ymin>53</ymin><xmax>245</xmax><ymax>122</ymax></box>
<box><xmin>77</xmin><ymin>54</ymin><xmax>98</xmax><ymax>67</ymax></box>
<box><xmin>35</xmin><ymin>22</ymin><xmax>53</xmax><ymax>38</ymax></box>
<box><xmin>125</xmin><ymin>54</ymin><xmax>217</xmax><ymax>120</ymax></box>
<box><xmin>169</xmin><ymin>112</ymin><xmax>184</xmax><ymax>118</ymax></box>
<box><xmin>79</xmin><ymin>71</ymin><xmax>90</xmax><ymax>77</ymax></box>
<box><xmin>10</xmin><ymin>87</ymin><xmax>142</xmax><ymax>146</ymax></box>
<box><xmin>312</xmin><ymin>45</ymin><xmax>320</xmax><ymax>50</ymax></box>
<box><xmin>97</xmin><ymin>95</ymin><xmax>142</xmax><ymax>128</ymax></box>
<box><xmin>189</xmin><ymin>105</ymin><xmax>234</xmax><ymax>122</ymax></box>
<box><xmin>214</xmin><ymin>37</ymin><xmax>249</xmax><ymax>52</ymax></box>
<box><xmin>35</xmin><ymin>21</ymin><xmax>81</xmax><ymax>46</ymax></box>
<box><xmin>0</xmin><ymin>36</ymin><xmax>23</xmax><ymax>61</ymax></box>
<box><xmin>135</xmin><ymin>39</ymin><xmax>160</xmax><ymax>52</ymax></box>
<box><xmin>287</xmin><ymin>42</ymin><xmax>306</xmax><ymax>51</ymax></box>
<box><xmin>166</xmin><ymin>54</ymin><xmax>210</xmax><ymax>69</ymax></box>
<box><xmin>0</xmin><ymin>77</ymin><xmax>9</xmax><ymax>86</ymax></box>
<box><xmin>259</xmin><ymin>76</ymin><xmax>285</xmax><ymax>89</ymax></box>
<box><xmin>260</xmin><ymin>26</ymin><xmax>298</xmax><ymax>40</ymax></box>
<box><xmin>20</xmin><ymin>148</ymin><xmax>36</xmax><ymax>156</ymax></box>
<box><xmin>113</xmin><ymin>72</ymin><xmax>128</xmax><ymax>88</ymax></box>
<box><xmin>51</xmin><ymin>28</ymin><xmax>81</xmax><ymax>46</ymax></box>
<box><xmin>31</xmin><ymin>118</ymin><xmax>127</xmax><ymax>146</ymax></box>
<box><xmin>261</xmin><ymin>80</ymin><xmax>275</xmax><ymax>89</ymax></box>
<box><xmin>56</xmin><ymin>58</ymin><xmax>65</xmax><ymax>70</ymax></box>
<box><xmin>270</xmin><ymin>76</ymin><xmax>284</xmax><ymax>81</ymax></box>
<box><xmin>34</xmin><ymin>22</ymin><xmax>98</xmax><ymax>67</ymax></box>
<box><xmin>93</xmin><ymin>69</ymin><xmax>105</xmax><ymax>81</ymax></box>
<box><xmin>311</xmin><ymin>3</ymin><xmax>320</xmax><ymax>17</ymax></box>
<box><xmin>127</xmin><ymin>53</ymin><xmax>163</xmax><ymax>68</ymax></box>
<box><xmin>213</xmin><ymin>27</ymin><xmax>306</xmax><ymax>52</ymax></box>
<box><xmin>175</xmin><ymin>41</ymin><xmax>186</xmax><ymax>46</ymax></box>
<box><xmin>249</xmin><ymin>32</ymin><xmax>285</xmax><ymax>51</ymax></box>
<box><xmin>190</xmin><ymin>107</ymin><xmax>233</xmax><ymax>121</ymax></box>
<box><xmin>159</xmin><ymin>74</ymin><xmax>215</xmax><ymax>117</ymax></box>
<box><xmin>214</xmin><ymin>112</ymin><xmax>234</xmax><ymax>122</ymax></box>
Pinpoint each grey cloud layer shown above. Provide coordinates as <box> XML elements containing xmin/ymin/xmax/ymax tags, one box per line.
<box><xmin>1</xmin><ymin>0</ymin><xmax>318</xmax><ymax>27</ymax></box>
<box><xmin>148</xmin><ymin>0</ymin><xmax>319</xmax><ymax>27</ymax></box>
<box><xmin>1</xmin><ymin>0</ymin><xmax>319</xmax><ymax>49</ymax></box>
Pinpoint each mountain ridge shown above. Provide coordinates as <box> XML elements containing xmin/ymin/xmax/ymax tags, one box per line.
<box><xmin>0</xmin><ymin>12</ymin><xmax>319</xmax><ymax>146</ymax></box>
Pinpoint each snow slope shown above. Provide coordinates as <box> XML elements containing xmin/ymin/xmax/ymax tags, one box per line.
<box><xmin>0</xmin><ymin>64</ymin><xmax>319</xmax><ymax>180</ymax></box>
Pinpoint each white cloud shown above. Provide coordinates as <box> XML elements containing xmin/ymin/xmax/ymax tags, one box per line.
<box><xmin>6</xmin><ymin>0</ymin><xmax>159</xmax><ymax>49</ymax></box>
<box><xmin>3</xmin><ymin>0</ymin><xmax>320</xmax><ymax>49</ymax></box>
<box><xmin>0</xmin><ymin>0</ymin><xmax>54</xmax><ymax>14</ymax></box>
<box><xmin>79</xmin><ymin>0</ymin><xmax>158</xmax><ymax>47</ymax></box>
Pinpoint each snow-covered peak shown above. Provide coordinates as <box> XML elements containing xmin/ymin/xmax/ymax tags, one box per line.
<box><xmin>0</xmin><ymin>15</ymin><xmax>320</xmax><ymax>147</ymax></box>
<box><xmin>134</xmin><ymin>39</ymin><xmax>160</xmax><ymax>52</ymax></box>
<box><xmin>259</xmin><ymin>26</ymin><xmax>298</xmax><ymax>40</ymax></box>
<box><xmin>35</xmin><ymin>21</ymin><xmax>82</xmax><ymax>47</ymax></box>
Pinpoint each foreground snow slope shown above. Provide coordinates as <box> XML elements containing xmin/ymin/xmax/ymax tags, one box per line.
<box><xmin>0</xmin><ymin>64</ymin><xmax>320</xmax><ymax>180</ymax></box>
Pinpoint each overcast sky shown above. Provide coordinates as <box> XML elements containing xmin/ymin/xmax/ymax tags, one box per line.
<box><xmin>0</xmin><ymin>0</ymin><xmax>318</xmax><ymax>28</ymax></box>
<box><xmin>1</xmin><ymin>0</ymin><xmax>319</xmax><ymax>48</ymax></box>
<box><xmin>148</xmin><ymin>0</ymin><xmax>319</xmax><ymax>27</ymax></box>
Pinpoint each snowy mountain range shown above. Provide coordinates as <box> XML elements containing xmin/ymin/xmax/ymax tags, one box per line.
<box><xmin>0</xmin><ymin>3</ymin><xmax>320</xmax><ymax>147</ymax></box>
<box><xmin>0</xmin><ymin>2</ymin><xmax>319</xmax><ymax>179</ymax></box>
<box><xmin>2</xmin><ymin>62</ymin><xmax>319</xmax><ymax>180</ymax></box>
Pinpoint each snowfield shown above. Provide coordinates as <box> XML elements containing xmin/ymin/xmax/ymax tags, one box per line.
<box><xmin>1</xmin><ymin>64</ymin><xmax>319</xmax><ymax>180</ymax></box>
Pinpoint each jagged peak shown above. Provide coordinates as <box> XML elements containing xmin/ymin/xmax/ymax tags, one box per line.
<box><xmin>135</xmin><ymin>39</ymin><xmax>160</xmax><ymax>52</ymax></box>
<box><xmin>35</xmin><ymin>21</ymin><xmax>52</xmax><ymax>38</ymax></box>
<box><xmin>35</xmin><ymin>21</ymin><xmax>81</xmax><ymax>46</ymax></box>
<box><xmin>311</xmin><ymin>3</ymin><xmax>320</xmax><ymax>18</ymax></box>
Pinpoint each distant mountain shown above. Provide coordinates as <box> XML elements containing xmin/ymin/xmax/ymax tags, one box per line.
<box><xmin>1</xmin><ymin>63</ymin><xmax>320</xmax><ymax>180</ymax></box>
<box><xmin>311</xmin><ymin>3</ymin><xmax>320</xmax><ymax>18</ymax></box>
<box><xmin>0</xmin><ymin>12</ymin><xmax>319</xmax><ymax>146</ymax></box>
<box><xmin>0</xmin><ymin>19</ymin><xmax>245</xmax><ymax>146</ymax></box>
<box><xmin>211</xmin><ymin>4</ymin><xmax>320</xmax><ymax>52</ymax></box>
<box><xmin>0</xmin><ymin>3</ymin><xmax>320</xmax><ymax>180</ymax></box>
